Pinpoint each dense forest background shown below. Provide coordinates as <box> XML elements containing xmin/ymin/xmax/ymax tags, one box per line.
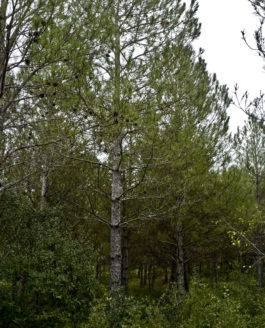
<box><xmin>1</xmin><ymin>0</ymin><xmax>265</xmax><ymax>327</ymax></box>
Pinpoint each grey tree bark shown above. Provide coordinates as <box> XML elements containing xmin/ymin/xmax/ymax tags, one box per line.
<box><xmin>40</xmin><ymin>159</ymin><xmax>49</xmax><ymax>212</ymax></box>
<box><xmin>109</xmin><ymin>1</ymin><xmax>123</xmax><ymax>293</ymax></box>
<box><xmin>110</xmin><ymin>138</ymin><xmax>122</xmax><ymax>292</ymax></box>
<box><xmin>0</xmin><ymin>0</ymin><xmax>7</xmax><ymax>100</ymax></box>
<box><xmin>0</xmin><ymin>1</ymin><xmax>7</xmax><ymax>140</ymax></box>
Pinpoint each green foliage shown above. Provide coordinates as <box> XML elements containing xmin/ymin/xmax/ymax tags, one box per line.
<box><xmin>0</xmin><ymin>203</ymin><xmax>98</xmax><ymax>328</ymax></box>
<box><xmin>83</xmin><ymin>277</ymin><xmax>265</xmax><ymax>328</ymax></box>
<box><xmin>177</xmin><ymin>279</ymin><xmax>265</xmax><ymax>328</ymax></box>
<box><xmin>84</xmin><ymin>294</ymin><xmax>150</xmax><ymax>328</ymax></box>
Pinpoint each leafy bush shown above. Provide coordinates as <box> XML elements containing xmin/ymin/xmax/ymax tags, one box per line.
<box><xmin>0</xmin><ymin>206</ymin><xmax>98</xmax><ymax>328</ymax></box>
<box><xmin>84</xmin><ymin>278</ymin><xmax>265</xmax><ymax>328</ymax></box>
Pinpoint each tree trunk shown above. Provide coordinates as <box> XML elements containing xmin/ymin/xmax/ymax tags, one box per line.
<box><xmin>199</xmin><ymin>262</ymin><xmax>202</xmax><ymax>275</ymax></box>
<box><xmin>143</xmin><ymin>264</ymin><xmax>148</xmax><ymax>286</ymax></box>
<box><xmin>0</xmin><ymin>1</ymin><xmax>7</xmax><ymax>99</ymax></box>
<box><xmin>140</xmin><ymin>265</ymin><xmax>144</xmax><ymax>286</ymax></box>
<box><xmin>110</xmin><ymin>137</ymin><xmax>122</xmax><ymax>293</ymax></box>
<box><xmin>109</xmin><ymin>2</ymin><xmax>122</xmax><ymax>295</ymax></box>
<box><xmin>138</xmin><ymin>265</ymin><xmax>141</xmax><ymax>279</ymax></box>
<box><xmin>214</xmin><ymin>260</ymin><xmax>219</xmax><ymax>284</ymax></box>
<box><xmin>170</xmin><ymin>246</ymin><xmax>177</xmax><ymax>283</ymax></box>
<box><xmin>176</xmin><ymin>225</ymin><xmax>185</xmax><ymax>296</ymax></box>
<box><xmin>210</xmin><ymin>260</ymin><xmax>214</xmax><ymax>284</ymax></box>
<box><xmin>148</xmin><ymin>264</ymin><xmax>153</xmax><ymax>293</ymax></box>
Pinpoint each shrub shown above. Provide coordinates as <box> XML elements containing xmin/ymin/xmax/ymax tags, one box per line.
<box><xmin>0</xmin><ymin>207</ymin><xmax>98</xmax><ymax>328</ymax></box>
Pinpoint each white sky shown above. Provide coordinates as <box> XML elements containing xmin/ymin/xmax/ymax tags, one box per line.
<box><xmin>193</xmin><ymin>0</ymin><xmax>265</xmax><ymax>133</ymax></box>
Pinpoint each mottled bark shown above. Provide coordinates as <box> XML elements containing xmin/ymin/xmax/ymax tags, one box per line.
<box><xmin>0</xmin><ymin>1</ymin><xmax>7</xmax><ymax>100</ymax></box>
<box><xmin>109</xmin><ymin>1</ymin><xmax>123</xmax><ymax>294</ymax></box>
<box><xmin>110</xmin><ymin>137</ymin><xmax>122</xmax><ymax>292</ymax></box>
<box><xmin>40</xmin><ymin>160</ymin><xmax>49</xmax><ymax>212</ymax></box>
<box><xmin>0</xmin><ymin>1</ymin><xmax>7</xmax><ymax>139</ymax></box>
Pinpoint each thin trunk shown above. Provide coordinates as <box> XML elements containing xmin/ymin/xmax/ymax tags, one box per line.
<box><xmin>170</xmin><ymin>246</ymin><xmax>177</xmax><ymax>283</ymax></box>
<box><xmin>0</xmin><ymin>1</ymin><xmax>7</xmax><ymax>99</ymax></box>
<box><xmin>110</xmin><ymin>138</ymin><xmax>122</xmax><ymax>292</ymax></box>
<box><xmin>138</xmin><ymin>265</ymin><xmax>141</xmax><ymax>279</ymax></box>
<box><xmin>0</xmin><ymin>2</ymin><xmax>7</xmax><ymax>143</ymax></box>
<box><xmin>143</xmin><ymin>264</ymin><xmax>148</xmax><ymax>286</ymax></box>
<box><xmin>210</xmin><ymin>261</ymin><xmax>214</xmax><ymax>284</ymax></box>
<box><xmin>176</xmin><ymin>225</ymin><xmax>185</xmax><ymax>296</ymax></box>
<box><xmin>148</xmin><ymin>264</ymin><xmax>153</xmax><ymax>293</ymax></box>
<box><xmin>140</xmin><ymin>265</ymin><xmax>144</xmax><ymax>286</ymax></box>
<box><xmin>109</xmin><ymin>0</ymin><xmax>122</xmax><ymax>294</ymax></box>
<box><xmin>152</xmin><ymin>266</ymin><xmax>156</xmax><ymax>290</ymax></box>
<box><xmin>214</xmin><ymin>260</ymin><xmax>219</xmax><ymax>284</ymax></box>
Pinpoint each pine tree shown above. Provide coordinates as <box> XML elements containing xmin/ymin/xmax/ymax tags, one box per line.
<box><xmin>71</xmin><ymin>0</ymin><xmax>202</xmax><ymax>293</ymax></box>
<box><xmin>234</xmin><ymin>116</ymin><xmax>265</xmax><ymax>293</ymax></box>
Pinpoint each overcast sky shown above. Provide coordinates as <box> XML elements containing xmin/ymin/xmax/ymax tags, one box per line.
<box><xmin>193</xmin><ymin>0</ymin><xmax>265</xmax><ymax>133</ymax></box>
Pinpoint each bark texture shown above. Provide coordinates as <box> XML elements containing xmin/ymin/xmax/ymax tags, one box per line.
<box><xmin>40</xmin><ymin>160</ymin><xmax>49</xmax><ymax>212</ymax></box>
<box><xmin>110</xmin><ymin>137</ymin><xmax>122</xmax><ymax>292</ymax></box>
